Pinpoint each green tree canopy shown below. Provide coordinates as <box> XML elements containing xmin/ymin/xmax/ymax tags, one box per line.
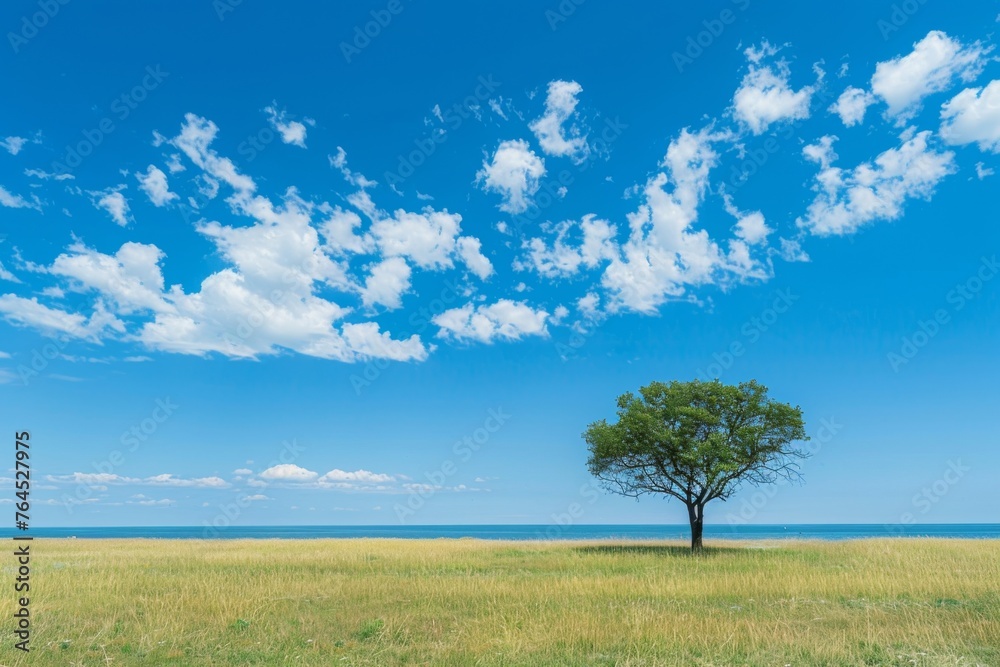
<box><xmin>585</xmin><ymin>379</ymin><xmax>809</xmax><ymax>551</ymax></box>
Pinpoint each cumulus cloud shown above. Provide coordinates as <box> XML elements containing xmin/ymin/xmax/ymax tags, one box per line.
<box><xmin>476</xmin><ymin>139</ymin><xmax>546</xmax><ymax>213</ymax></box>
<box><xmin>518</xmin><ymin>215</ymin><xmax>617</xmax><ymax>278</ymax></box>
<box><xmin>529</xmin><ymin>80</ymin><xmax>590</xmax><ymax>162</ymax></box>
<box><xmin>264</xmin><ymin>102</ymin><xmax>315</xmax><ymax>148</ymax></box>
<box><xmin>48</xmin><ymin>241</ymin><xmax>169</xmax><ymax>315</ymax></box>
<box><xmin>871</xmin><ymin>31</ymin><xmax>988</xmax><ymax>121</ymax></box>
<box><xmin>253</xmin><ymin>464</ymin><xmax>398</xmax><ymax>491</ymax></box>
<box><xmin>434</xmin><ymin>299</ymin><xmax>549</xmax><ymax>343</ymax></box>
<box><xmin>136</xmin><ymin>165</ymin><xmax>179</xmax><ymax>206</ymax></box>
<box><xmin>360</xmin><ymin>256</ymin><xmax>412</xmax><ymax>309</ymax></box>
<box><xmin>722</xmin><ymin>194</ymin><xmax>770</xmax><ymax>245</ymax></box>
<box><xmin>259</xmin><ymin>464</ymin><xmax>319</xmax><ymax>481</ymax></box>
<box><xmin>514</xmin><ymin>124</ymin><xmax>774</xmax><ymax>314</ymax></box>
<box><xmin>733</xmin><ymin>43</ymin><xmax>817</xmax><ymax>134</ymax></box>
<box><xmin>830</xmin><ymin>86</ymin><xmax>876</xmax><ymax>127</ymax></box>
<box><xmin>0</xmin><ymin>295</ymin><xmax>124</xmax><ymax>341</ymax></box>
<box><xmin>89</xmin><ymin>187</ymin><xmax>132</xmax><ymax>226</ymax></box>
<box><xmin>797</xmin><ymin>131</ymin><xmax>955</xmax><ymax>236</ymax></box>
<box><xmin>600</xmin><ymin>127</ymin><xmax>733</xmax><ymax>312</ymax></box>
<box><xmin>456</xmin><ymin>236</ymin><xmax>493</xmax><ymax>279</ymax></box>
<box><xmin>939</xmin><ymin>80</ymin><xmax>1000</xmax><ymax>153</ymax></box>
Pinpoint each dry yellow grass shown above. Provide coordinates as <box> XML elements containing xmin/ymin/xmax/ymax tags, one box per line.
<box><xmin>0</xmin><ymin>538</ymin><xmax>997</xmax><ymax>665</ymax></box>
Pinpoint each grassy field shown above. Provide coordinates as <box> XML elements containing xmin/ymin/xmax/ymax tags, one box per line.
<box><xmin>0</xmin><ymin>538</ymin><xmax>997</xmax><ymax>666</ymax></box>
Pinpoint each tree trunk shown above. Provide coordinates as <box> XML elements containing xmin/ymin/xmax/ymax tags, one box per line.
<box><xmin>687</xmin><ymin>503</ymin><xmax>704</xmax><ymax>553</ymax></box>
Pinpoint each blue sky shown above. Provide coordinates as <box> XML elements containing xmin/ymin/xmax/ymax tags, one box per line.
<box><xmin>1</xmin><ymin>1</ymin><xmax>998</xmax><ymax>529</ymax></box>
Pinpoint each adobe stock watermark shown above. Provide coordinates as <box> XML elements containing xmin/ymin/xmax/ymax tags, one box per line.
<box><xmin>554</xmin><ymin>318</ymin><xmax>601</xmax><ymax>362</ymax></box>
<box><xmin>340</xmin><ymin>0</ymin><xmax>409</xmax><ymax>64</ymax></box>
<box><xmin>884</xmin><ymin>459</ymin><xmax>971</xmax><ymax>535</ymax></box>
<box><xmin>534</xmin><ymin>481</ymin><xmax>601</xmax><ymax>540</ymax></box>
<box><xmin>50</xmin><ymin>65</ymin><xmax>169</xmax><ymax>174</ymax></box>
<box><xmin>510</xmin><ymin>115</ymin><xmax>628</xmax><ymax>237</ymax></box>
<box><xmin>393</xmin><ymin>408</ymin><xmax>510</xmax><ymax>523</ymax></box>
<box><xmin>57</xmin><ymin>397</ymin><xmax>180</xmax><ymax>513</ymax></box>
<box><xmin>213</xmin><ymin>0</ymin><xmax>243</xmax><ymax>21</ymax></box>
<box><xmin>202</xmin><ymin>438</ymin><xmax>305</xmax><ymax>537</ymax></box>
<box><xmin>697</xmin><ymin>288</ymin><xmax>798</xmax><ymax>380</ymax></box>
<box><xmin>725</xmin><ymin>416</ymin><xmax>843</xmax><ymax>527</ymax></box>
<box><xmin>672</xmin><ymin>0</ymin><xmax>752</xmax><ymax>74</ymax></box>
<box><xmin>14</xmin><ymin>334</ymin><xmax>72</xmax><ymax>386</ymax></box>
<box><xmin>887</xmin><ymin>255</ymin><xmax>998</xmax><ymax>372</ymax></box>
<box><xmin>7</xmin><ymin>0</ymin><xmax>71</xmax><ymax>54</ymax></box>
<box><xmin>877</xmin><ymin>0</ymin><xmax>929</xmax><ymax>41</ymax></box>
<box><xmin>545</xmin><ymin>0</ymin><xmax>586</xmax><ymax>31</ymax></box>
<box><xmin>383</xmin><ymin>75</ymin><xmax>501</xmax><ymax>191</ymax></box>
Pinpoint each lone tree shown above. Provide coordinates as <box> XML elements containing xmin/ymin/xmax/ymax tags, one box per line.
<box><xmin>585</xmin><ymin>379</ymin><xmax>808</xmax><ymax>552</ymax></box>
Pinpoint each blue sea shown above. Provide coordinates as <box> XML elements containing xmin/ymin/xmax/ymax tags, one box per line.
<box><xmin>2</xmin><ymin>524</ymin><xmax>998</xmax><ymax>540</ymax></box>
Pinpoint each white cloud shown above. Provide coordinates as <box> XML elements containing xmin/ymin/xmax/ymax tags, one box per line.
<box><xmin>939</xmin><ymin>80</ymin><xmax>1000</xmax><ymax>153</ymax></box>
<box><xmin>797</xmin><ymin>130</ymin><xmax>955</xmax><ymax>236</ymax></box>
<box><xmin>169</xmin><ymin>113</ymin><xmax>256</xmax><ymax>193</ymax></box>
<box><xmin>0</xmin><ymin>124</ymin><xmax>428</xmax><ymax>362</ymax></box>
<box><xmin>319</xmin><ymin>206</ymin><xmax>369</xmax><ymax>255</ymax></box>
<box><xmin>329</xmin><ymin>147</ymin><xmax>377</xmax><ymax>189</ymax></box>
<box><xmin>264</xmin><ymin>102</ymin><xmax>314</xmax><ymax>148</ymax></box>
<box><xmin>233</xmin><ymin>468</ymin><xmax>253</xmax><ymax>475</ymax></box>
<box><xmin>0</xmin><ymin>186</ymin><xmax>40</xmax><ymax>211</ymax></box>
<box><xmin>0</xmin><ymin>136</ymin><xmax>28</xmax><ymax>155</ymax></box>
<box><xmin>47</xmin><ymin>472</ymin><xmax>228</xmax><ymax>488</ymax></box>
<box><xmin>519</xmin><ymin>215</ymin><xmax>617</xmax><ymax>278</ymax></box>
<box><xmin>488</xmin><ymin>98</ymin><xmax>508</xmax><ymax>120</ymax></box>
<box><xmin>733</xmin><ymin>44</ymin><xmax>816</xmax><ymax>134</ymax></box>
<box><xmin>165</xmin><ymin>154</ymin><xmax>185</xmax><ymax>173</ymax></box>
<box><xmin>24</xmin><ymin>168</ymin><xmax>74</xmax><ymax>181</ymax></box>
<box><xmin>89</xmin><ymin>188</ymin><xmax>132</xmax><ymax>226</ymax></box>
<box><xmin>369</xmin><ymin>208</ymin><xmax>464</xmax><ymax>269</ymax></box>
<box><xmin>802</xmin><ymin>135</ymin><xmax>839</xmax><ymax>169</ymax></box>
<box><xmin>529</xmin><ymin>80</ymin><xmax>590</xmax><ymax>162</ymax></box>
<box><xmin>136</xmin><ymin>165</ymin><xmax>179</xmax><ymax>206</ymax></box>
<box><xmin>318</xmin><ymin>469</ymin><xmax>394</xmax><ymax>484</ymax></box>
<box><xmin>722</xmin><ymin>194</ymin><xmax>770</xmax><ymax>245</ymax></box>
<box><xmin>147</xmin><ymin>202</ymin><xmax>415</xmax><ymax>360</ymax></box>
<box><xmin>512</xmin><ymin>125</ymin><xmax>773</xmax><ymax>314</ymax></box>
<box><xmin>434</xmin><ymin>299</ymin><xmax>549</xmax><ymax>343</ymax></box>
<box><xmin>360</xmin><ymin>256</ymin><xmax>411</xmax><ymax>309</ymax></box>
<box><xmin>830</xmin><ymin>86</ymin><xmax>875</xmax><ymax>127</ymax></box>
<box><xmin>745</xmin><ymin>40</ymin><xmax>779</xmax><ymax>64</ymax></box>
<box><xmin>476</xmin><ymin>139</ymin><xmax>546</xmax><ymax>213</ymax></box>
<box><xmin>600</xmin><ymin>127</ymin><xmax>732</xmax><ymax>312</ymax></box>
<box><xmin>455</xmin><ymin>236</ymin><xmax>493</xmax><ymax>279</ymax></box>
<box><xmin>259</xmin><ymin>464</ymin><xmax>319</xmax><ymax>481</ymax></box>
<box><xmin>975</xmin><ymin>162</ymin><xmax>994</xmax><ymax>179</ymax></box>
<box><xmin>253</xmin><ymin>464</ymin><xmax>398</xmax><ymax>491</ymax></box>
<box><xmin>145</xmin><ymin>473</ymin><xmax>228</xmax><ymax>488</ymax></box>
<box><xmin>130</xmin><ymin>498</ymin><xmax>175</xmax><ymax>506</ymax></box>
<box><xmin>244</xmin><ymin>494</ymin><xmax>270</xmax><ymax>501</ymax></box>
<box><xmin>871</xmin><ymin>30</ymin><xmax>988</xmax><ymax>121</ymax></box>
<box><xmin>0</xmin><ymin>295</ymin><xmax>124</xmax><ymax>341</ymax></box>
<box><xmin>48</xmin><ymin>242</ymin><xmax>169</xmax><ymax>315</ymax></box>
